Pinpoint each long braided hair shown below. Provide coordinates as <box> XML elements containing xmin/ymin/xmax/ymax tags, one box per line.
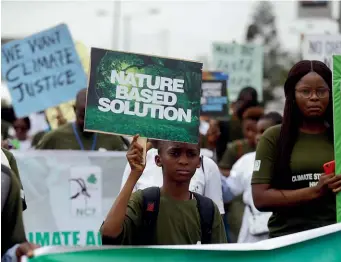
<box><xmin>273</xmin><ymin>60</ymin><xmax>333</xmax><ymax>187</ymax></box>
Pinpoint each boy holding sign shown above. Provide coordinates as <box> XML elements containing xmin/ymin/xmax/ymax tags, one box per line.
<box><xmin>90</xmin><ymin>49</ymin><xmax>226</xmax><ymax>244</ymax></box>
<box><xmin>101</xmin><ymin>135</ymin><xmax>227</xmax><ymax>245</ymax></box>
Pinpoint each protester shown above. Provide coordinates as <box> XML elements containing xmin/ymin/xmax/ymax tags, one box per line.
<box><xmin>219</xmin><ymin>106</ymin><xmax>264</xmax><ymax>242</ymax></box>
<box><xmin>204</xmin><ymin>119</ymin><xmax>221</xmax><ymax>162</ymax></box>
<box><xmin>1</xmin><ymin>106</ymin><xmax>16</xmax><ymax>141</ymax></box>
<box><xmin>229</xmin><ymin>87</ymin><xmax>260</xmax><ymax>142</ymax></box>
<box><xmin>219</xmin><ymin>106</ymin><xmax>264</xmax><ymax>177</ymax></box>
<box><xmin>2</xmin><ymin>148</ymin><xmax>27</xmax><ymax>210</ymax></box>
<box><xmin>2</xmin><ymin>155</ymin><xmax>38</xmax><ymax>261</ymax></box>
<box><xmin>120</xmin><ymin>139</ymin><xmax>225</xmax><ymax>215</ymax></box>
<box><xmin>222</xmin><ymin>112</ymin><xmax>283</xmax><ymax>243</ymax></box>
<box><xmin>101</xmin><ymin>135</ymin><xmax>227</xmax><ymax>245</ymax></box>
<box><xmin>11</xmin><ymin>117</ymin><xmax>32</xmax><ymax>150</ymax></box>
<box><xmin>252</xmin><ymin>60</ymin><xmax>341</xmax><ymax>238</ymax></box>
<box><xmin>36</xmin><ymin>89</ymin><xmax>127</xmax><ymax>151</ymax></box>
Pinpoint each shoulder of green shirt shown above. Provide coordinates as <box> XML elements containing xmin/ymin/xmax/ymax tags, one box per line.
<box><xmin>2</xmin><ymin>148</ymin><xmax>20</xmax><ymax>178</ymax></box>
<box><xmin>251</xmin><ymin>124</ymin><xmax>281</xmax><ymax>185</ymax></box>
<box><xmin>262</xmin><ymin>124</ymin><xmax>281</xmax><ymax>142</ymax></box>
<box><xmin>2</xmin><ymin>168</ymin><xmax>26</xmax><ymax>253</ymax></box>
<box><xmin>36</xmin><ymin>123</ymin><xmax>72</xmax><ymax>149</ymax></box>
<box><xmin>1</xmin><ymin>148</ymin><xmax>27</xmax><ymax>211</ymax></box>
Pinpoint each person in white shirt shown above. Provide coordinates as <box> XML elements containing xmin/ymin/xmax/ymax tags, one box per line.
<box><xmin>120</xmin><ymin>140</ymin><xmax>225</xmax><ymax>215</ymax></box>
<box><xmin>221</xmin><ymin>112</ymin><xmax>283</xmax><ymax>243</ymax></box>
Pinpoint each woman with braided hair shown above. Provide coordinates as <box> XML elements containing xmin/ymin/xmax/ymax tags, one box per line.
<box><xmin>252</xmin><ymin>60</ymin><xmax>341</xmax><ymax>238</ymax></box>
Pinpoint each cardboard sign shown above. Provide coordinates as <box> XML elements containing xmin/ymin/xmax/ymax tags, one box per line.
<box><xmin>332</xmin><ymin>55</ymin><xmax>341</xmax><ymax>222</ymax></box>
<box><xmin>1</xmin><ymin>24</ymin><xmax>87</xmax><ymax>117</ymax></box>
<box><xmin>302</xmin><ymin>35</ymin><xmax>341</xmax><ymax>68</ymax></box>
<box><xmin>212</xmin><ymin>42</ymin><xmax>263</xmax><ymax>102</ymax></box>
<box><xmin>85</xmin><ymin>48</ymin><xmax>202</xmax><ymax>144</ymax></box>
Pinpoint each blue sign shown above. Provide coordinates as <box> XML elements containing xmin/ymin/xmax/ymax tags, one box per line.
<box><xmin>1</xmin><ymin>24</ymin><xmax>87</xmax><ymax>117</ymax></box>
<box><xmin>200</xmin><ymin>72</ymin><xmax>229</xmax><ymax>117</ymax></box>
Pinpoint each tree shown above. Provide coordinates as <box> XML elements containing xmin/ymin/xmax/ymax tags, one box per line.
<box><xmin>245</xmin><ymin>2</ymin><xmax>298</xmax><ymax>103</ymax></box>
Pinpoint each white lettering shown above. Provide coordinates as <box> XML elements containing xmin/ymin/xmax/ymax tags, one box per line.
<box><xmin>111</xmin><ymin>70</ymin><xmax>126</xmax><ymax>85</ymax></box>
<box><xmin>98</xmin><ymin>99</ymin><xmax>192</xmax><ymax>123</ymax></box>
<box><xmin>110</xmin><ymin>100</ymin><xmax>125</xmax><ymax>113</ymax></box>
<box><xmin>98</xmin><ymin>98</ymin><xmax>111</xmax><ymax>112</ymax></box>
<box><xmin>173</xmin><ymin>79</ymin><xmax>184</xmax><ymax>93</ymax></box>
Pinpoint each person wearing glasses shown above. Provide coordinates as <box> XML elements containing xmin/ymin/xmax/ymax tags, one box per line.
<box><xmin>252</xmin><ymin>60</ymin><xmax>341</xmax><ymax>238</ymax></box>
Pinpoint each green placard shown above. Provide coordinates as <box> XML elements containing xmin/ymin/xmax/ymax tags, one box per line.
<box><xmin>332</xmin><ymin>55</ymin><xmax>341</xmax><ymax>222</ymax></box>
<box><xmin>84</xmin><ymin>48</ymin><xmax>202</xmax><ymax>144</ymax></box>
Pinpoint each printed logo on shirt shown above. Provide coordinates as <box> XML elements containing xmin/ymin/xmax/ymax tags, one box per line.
<box><xmin>292</xmin><ymin>173</ymin><xmax>322</xmax><ymax>188</ymax></box>
<box><xmin>253</xmin><ymin>160</ymin><xmax>261</xmax><ymax>171</ymax></box>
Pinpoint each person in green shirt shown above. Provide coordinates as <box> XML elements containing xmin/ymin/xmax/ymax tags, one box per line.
<box><xmin>36</xmin><ymin>89</ymin><xmax>127</xmax><ymax>151</ymax></box>
<box><xmin>229</xmin><ymin>86</ymin><xmax>260</xmax><ymax>142</ymax></box>
<box><xmin>219</xmin><ymin>106</ymin><xmax>264</xmax><ymax>243</ymax></box>
<box><xmin>2</xmin><ymin>148</ymin><xmax>27</xmax><ymax>210</ymax></box>
<box><xmin>2</xmin><ymin>157</ymin><xmax>39</xmax><ymax>261</ymax></box>
<box><xmin>252</xmin><ymin>60</ymin><xmax>341</xmax><ymax>238</ymax></box>
<box><xmin>219</xmin><ymin>106</ymin><xmax>264</xmax><ymax>177</ymax></box>
<box><xmin>101</xmin><ymin>135</ymin><xmax>227</xmax><ymax>245</ymax></box>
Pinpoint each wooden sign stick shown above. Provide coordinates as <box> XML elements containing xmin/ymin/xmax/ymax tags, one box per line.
<box><xmin>137</xmin><ymin>137</ymin><xmax>147</xmax><ymax>165</ymax></box>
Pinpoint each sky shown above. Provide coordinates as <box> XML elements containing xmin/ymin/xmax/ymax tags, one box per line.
<box><xmin>2</xmin><ymin>0</ymin><xmax>340</xmax><ymax>60</ymax></box>
<box><xmin>1</xmin><ymin>0</ymin><xmax>340</xmax><ymax>101</ymax></box>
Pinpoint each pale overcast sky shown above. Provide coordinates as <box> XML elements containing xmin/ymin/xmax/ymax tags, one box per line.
<box><xmin>2</xmin><ymin>0</ymin><xmax>340</xmax><ymax>61</ymax></box>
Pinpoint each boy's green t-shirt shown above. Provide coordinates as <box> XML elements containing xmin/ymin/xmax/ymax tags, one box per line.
<box><xmin>252</xmin><ymin>125</ymin><xmax>336</xmax><ymax>238</ymax></box>
<box><xmin>108</xmin><ymin>190</ymin><xmax>227</xmax><ymax>245</ymax></box>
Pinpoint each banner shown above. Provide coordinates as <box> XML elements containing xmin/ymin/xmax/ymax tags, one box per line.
<box><xmin>212</xmin><ymin>43</ymin><xmax>263</xmax><ymax>102</ymax></box>
<box><xmin>85</xmin><ymin>48</ymin><xmax>202</xmax><ymax>144</ymax></box>
<box><xmin>13</xmin><ymin>150</ymin><xmax>127</xmax><ymax>246</ymax></box>
<box><xmin>1</xmin><ymin>24</ymin><xmax>87</xmax><ymax>118</ymax></box>
<box><xmin>25</xmin><ymin>223</ymin><xmax>341</xmax><ymax>262</ymax></box>
<box><xmin>332</xmin><ymin>55</ymin><xmax>341</xmax><ymax>222</ymax></box>
<box><xmin>302</xmin><ymin>35</ymin><xmax>341</xmax><ymax>68</ymax></box>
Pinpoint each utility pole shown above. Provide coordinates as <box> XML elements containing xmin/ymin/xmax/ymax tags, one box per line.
<box><xmin>112</xmin><ymin>0</ymin><xmax>121</xmax><ymax>50</ymax></box>
<box><xmin>123</xmin><ymin>15</ymin><xmax>132</xmax><ymax>51</ymax></box>
<box><xmin>338</xmin><ymin>0</ymin><xmax>341</xmax><ymax>33</ymax></box>
<box><xmin>159</xmin><ymin>29</ymin><xmax>169</xmax><ymax>56</ymax></box>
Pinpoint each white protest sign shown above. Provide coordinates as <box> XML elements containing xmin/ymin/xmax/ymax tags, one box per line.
<box><xmin>212</xmin><ymin>43</ymin><xmax>263</xmax><ymax>102</ymax></box>
<box><xmin>302</xmin><ymin>34</ymin><xmax>341</xmax><ymax>68</ymax></box>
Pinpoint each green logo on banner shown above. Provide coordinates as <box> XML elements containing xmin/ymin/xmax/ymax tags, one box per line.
<box><xmin>87</xmin><ymin>174</ymin><xmax>97</xmax><ymax>184</ymax></box>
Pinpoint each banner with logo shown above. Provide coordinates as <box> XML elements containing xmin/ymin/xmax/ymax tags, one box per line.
<box><xmin>212</xmin><ymin>43</ymin><xmax>263</xmax><ymax>102</ymax></box>
<box><xmin>302</xmin><ymin>35</ymin><xmax>341</xmax><ymax>68</ymax></box>
<box><xmin>24</xmin><ymin>223</ymin><xmax>341</xmax><ymax>262</ymax></box>
<box><xmin>85</xmin><ymin>48</ymin><xmax>203</xmax><ymax>144</ymax></box>
<box><xmin>332</xmin><ymin>55</ymin><xmax>341</xmax><ymax>222</ymax></box>
<box><xmin>13</xmin><ymin>150</ymin><xmax>127</xmax><ymax>246</ymax></box>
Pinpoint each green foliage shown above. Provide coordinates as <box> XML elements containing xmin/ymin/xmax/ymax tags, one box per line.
<box><xmin>245</xmin><ymin>1</ymin><xmax>298</xmax><ymax>104</ymax></box>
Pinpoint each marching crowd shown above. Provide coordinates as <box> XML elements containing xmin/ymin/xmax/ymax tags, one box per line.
<box><xmin>2</xmin><ymin>60</ymin><xmax>341</xmax><ymax>261</ymax></box>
